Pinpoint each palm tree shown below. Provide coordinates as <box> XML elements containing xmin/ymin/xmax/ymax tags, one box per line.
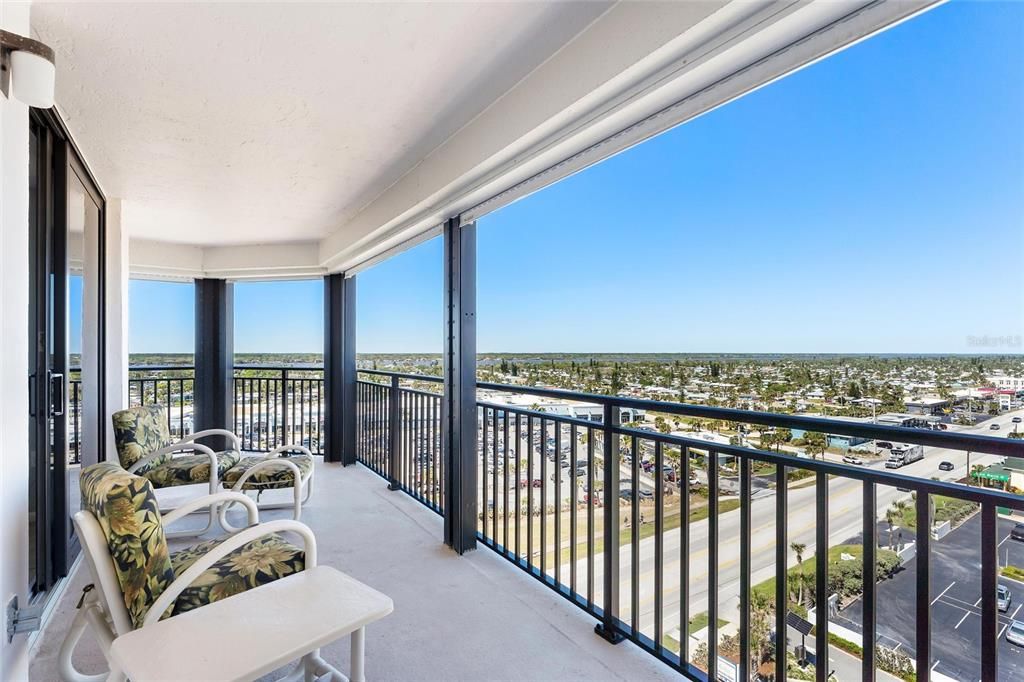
<box><xmin>886</xmin><ymin>500</ymin><xmax>907</xmax><ymax>549</ymax></box>
<box><xmin>885</xmin><ymin>508</ymin><xmax>897</xmax><ymax>549</ymax></box>
<box><xmin>790</xmin><ymin>542</ymin><xmax>807</xmax><ymax>605</ymax></box>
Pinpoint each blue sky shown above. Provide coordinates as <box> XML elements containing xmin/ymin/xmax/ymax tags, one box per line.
<box><xmin>119</xmin><ymin>0</ymin><xmax>1022</xmax><ymax>355</ymax></box>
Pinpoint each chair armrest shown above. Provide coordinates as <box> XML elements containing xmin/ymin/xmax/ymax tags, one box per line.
<box><xmin>129</xmin><ymin>442</ymin><xmax>219</xmax><ymax>494</ymax></box>
<box><xmin>142</xmin><ymin>519</ymin><xmax>318</xmax><ymax>627</ymax></box>
<box><xmin>262</xmin><ymin>444</ymin><xmax>314</xmax><ymax>460</ymax></box>
<box><xmin>174</xmin><ymin>429</ymin><xmax>242</xmax><ymax>452</ymax></box>
<box><xmin>161</xmin><ymin>491</ymin><xmax>258</xmax><ymax>527</ymax></box>
<box><xmin>127</xmin><ymin>442</ymin><xmax>217</xmax><ymax>474</ymax></box>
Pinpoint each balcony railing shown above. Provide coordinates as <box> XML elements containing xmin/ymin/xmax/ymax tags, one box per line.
<box><xmin>233</xmin><ymin>365</ymin><xmax>324</xmax><ymax>454</ymax></box>
<box><xmin>357</xmin><ymin>371</ymin><xmax>444</xmax><ymax>513</ymax></box>
<box><xmin>356</xmin><ymin>369</ymin><xmax>1024</xmax><ymax>682</ymax></box>
<box><xmin>68</xmin><ymin>365</ymin><xmax>325</xmax><ymax>463</ymax></box>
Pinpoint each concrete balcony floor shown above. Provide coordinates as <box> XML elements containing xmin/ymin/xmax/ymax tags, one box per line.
<box><xmin>30</xmin><ymin>460</ymin><xmax>676</xmax><ymax>681</ymax></box>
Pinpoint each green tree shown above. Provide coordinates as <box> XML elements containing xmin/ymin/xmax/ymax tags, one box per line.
<box><xmin>804</xmin><ymin>431</ymin><xmax>828</xmax><ymax>459</ymax></box>
<box><xmin>790</xmin><ymin>542</ymin><xmax>807</xmax><ymax>605</ymax></box>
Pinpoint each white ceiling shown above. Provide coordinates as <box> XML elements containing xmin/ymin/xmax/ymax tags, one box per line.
<box><xmin>32</xmin><ymin>1</ymin><xmax>611</xmax><ymax>246</ymax></box>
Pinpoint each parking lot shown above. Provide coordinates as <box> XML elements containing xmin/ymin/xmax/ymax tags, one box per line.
<box><xmin>836</xmin><ymin>513</ymin><xmax>1024</xmax><ymax>681</ymax></box>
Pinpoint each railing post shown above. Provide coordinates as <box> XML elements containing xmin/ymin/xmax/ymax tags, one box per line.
<box><xmin>595</xmin><ymin>402</ymin><xmax>624</xmax><ymax>644</ymax></box>
<box><xmin>388</xmin><ymin>375</ymin><xmax>401</xmax><ymax>490</ymax></box>
<box><xmin>280</xmin><ymin>367</ymin><xmax>289</xmax><ymax>450</ymax></box>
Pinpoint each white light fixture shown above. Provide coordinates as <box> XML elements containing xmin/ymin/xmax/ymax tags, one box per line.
<box><xmin>0</xmin><ymin>29</ymin><xmax>56</xmax><ymax>109</ymax></box>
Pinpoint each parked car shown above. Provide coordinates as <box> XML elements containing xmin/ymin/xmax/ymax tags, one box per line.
<box><xmin>999</xmin><ymin>585</ymin><xmax>1012</xmax><ymax>613</ymax></box>
<box><xmin>618</xmin><ymin>488</ymin><xmax>654</xmax><ymax>500</ymax></box>
<box><xmin>1007</xmin><ymin>620</ymin><xmax>1024</xmax><ymax>647</ymax></box>
<box><xmin>1014</xmin><ymin>417</ymin><xmax>1023</xmax><ymax>424</ymax></box>
<box><xmin>938</xmin><ymin>461</ymin><xmax>954</xmax><ymax>472</ymax></box>
<box><xmin>1012</xmin><ymin>523</ymin><xmax>1024</xmax><ymax>541</ymax></box>
<box><xmin>842</xmin><ymin>455</ymin><xmax>864</xmax><ymax>465</ymax></box>
<box><xmin>991</xmin><ymin>423</ymin><xmax>1001</xmax><ymax>431</ymax></box>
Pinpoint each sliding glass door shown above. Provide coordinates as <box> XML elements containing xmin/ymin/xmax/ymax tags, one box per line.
<box><xmin>27</xmin><ymin>108</ymin><xmax>105</xmax><ymax>599</ymax></box>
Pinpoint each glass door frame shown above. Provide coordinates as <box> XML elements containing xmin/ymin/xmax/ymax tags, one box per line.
<box><xmin>28</xmin><ymin>106</ymin><xmax>106</xmax><ymax>598</ymax></box>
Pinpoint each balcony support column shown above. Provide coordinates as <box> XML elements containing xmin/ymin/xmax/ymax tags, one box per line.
<box><xmin>324</xmin><ymin>273</ymin><xmax>357</xmax><ymax>465</ymax></box>
<box><xmin>442</xmin><ymin>216</ymin><xmax>477</xmax><ymax>554</ymax></box>
<box><xmin>194</xmin><ymin>278</ymin><xmax>234</xmax><ymax>452</ymax></box>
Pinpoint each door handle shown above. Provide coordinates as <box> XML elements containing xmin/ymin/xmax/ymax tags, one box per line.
<box><xmin>50</xmin><ymin>372</ymin><xmax>65</xmax><ymax>417</ymax></box>
<box><xmin>28</xmin><ymin>374</ymin><xmax>37</xmax><ymax>417</ymax></box>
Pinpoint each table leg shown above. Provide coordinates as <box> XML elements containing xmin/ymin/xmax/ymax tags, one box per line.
<box><xmin>350</xmin><ymin>627</ymin><xmax>366</xmax><ymax>682</ymax></box>
<box><xmin>303</xmin><ymin>653</ymin><xmax>316</xmax><ymax>682</ymax></box>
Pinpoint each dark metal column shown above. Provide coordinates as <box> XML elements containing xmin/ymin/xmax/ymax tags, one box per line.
<box><xmin>442</xmin><ymin>216</ymin><xmax>477</xmax><ymax>554</ymax></box>
<box><xmin>194</xmin><ymin>278</ymin><xmax>234</xmax><ymax>452</ymax></box>
<box><xmin>324</xmin><ymin>273</ymin><xmax>357</xmax><ymax>465</ymax></box>
<box><xmin>327</xmin><ymin>274</ymin><xmax>360</xmax><ymax>464</ymax></box>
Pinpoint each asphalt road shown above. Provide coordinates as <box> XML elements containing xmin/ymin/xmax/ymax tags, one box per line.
<box><xmin>836</xmin><ymin>514</ymin><xmax>1024</xmax><ymax>681</ymax></box>
<box><xmin>563</xmin><ymin>408</ymin><xmax>1024</xmax><ymax>649</ymax></box>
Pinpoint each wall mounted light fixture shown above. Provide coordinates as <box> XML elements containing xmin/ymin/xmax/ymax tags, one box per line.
<box><xmin>0</xmin><ymin>29</ymin><xmax>56</xmax><ymax>108</ymax></box>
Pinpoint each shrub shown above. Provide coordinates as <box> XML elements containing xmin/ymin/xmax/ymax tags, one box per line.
<box><xmin>828</xmin><ymin>633</ymin><xmax>862</xmax><ymax>657</ymax></box>
<box><xmin>826</xmin><ymin>548</ymin><xmax>901</xmax><ymax>599</ymax></box>
<box><xmin>1002</xmin><ymin>564</ymin><xmax>1024</xmax><ymax>582</ymax></box>
<box><xmin>876</xmin><ymin>645</ymin><xmax>916</xmax><ymax>681</ymax></box>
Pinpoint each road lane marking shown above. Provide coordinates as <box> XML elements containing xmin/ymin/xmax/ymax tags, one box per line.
<box><xmin>1000</xmin><ymin>622</ymin><xmax>1010</xmax><ymax>639</ymax></box>
<box><xmin>999</xmin><ymin>533</ymin><xmax>1012</xmax><ymax>548</ymax></box>
<box><xmin>931</xmin><ymin>660</ymin><xmax>941</xmax><ymax>672</ymax></box>
<box><xmin>933</xmin><ymin>581</ymin><xmax>956</xmax><ymax>605</ymax></box>
<box><xmin>975</xmin><ymin>597</ymin><xmax>982</xmax><ymax>607</ymax></box>
<box><xmin>954</xmin><ymin>611</ymin><xmax>972</xmax><ymax>629</ymax></box>
<box><xmin>1012</xmin><ymin>604</ymin><xmax>1022</xmax><ymax>620</ymax></box>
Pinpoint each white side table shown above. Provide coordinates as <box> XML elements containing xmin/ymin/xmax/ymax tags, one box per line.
<box><xmin>108</xmin><ymin>566</ymin><xmax>393</xmax><ymax>682</ymax></box>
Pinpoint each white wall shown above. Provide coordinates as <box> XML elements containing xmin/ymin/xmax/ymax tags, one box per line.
<box><xmin>105</xmin><ymin>199</ymin><xmax>129</xmax><ymax>456</ymax></box>
<box><xmin>80</xmin><ymin>188</ymin><xmax>101</xmax><ymax>467</ymax></box>
<box><xmin>0</xmin><ymin>2</ymin><xmax>33</xmax><ymax>678</ymax></box>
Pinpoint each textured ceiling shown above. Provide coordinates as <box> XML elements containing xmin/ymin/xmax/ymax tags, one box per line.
<box><xmin>32</xmin><ymin>2</ymin><xmax>609</xmax><ymax>246</ymax></box>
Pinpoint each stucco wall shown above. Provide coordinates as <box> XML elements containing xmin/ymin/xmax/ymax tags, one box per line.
<box><xmin>0</xmin><ymin>1</ymin><xmax>34</xmax><ymax>678</ymax></box>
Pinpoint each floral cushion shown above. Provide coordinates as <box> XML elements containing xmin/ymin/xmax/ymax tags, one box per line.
<box><xmin>80</xmin><ymin>462</ymin><xmax>175</xmax><ymax>629</ymax></box>
<box><xmin>112</xmin><ymin>405</ymin><xmax>173</xmax><ymax>473</ymax></box>
<box><xmin>168</xmin><ymin>534</ymin><xmax>305</xmax><ymax>615</ymax></box>
<box><xmin>222</xmin><ymin>454</ymin><xmax>314</xmax><ymax>490</ymax></box>
<box><xmin>142</xmin><ymin>450</ymin><xmax>241</xmax><ymax>488</ymax></box>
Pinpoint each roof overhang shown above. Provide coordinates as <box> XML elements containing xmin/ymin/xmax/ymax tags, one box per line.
<box><xmin>47</xmin><ymin>0</ymin><xmax>941</xmax><ymax>281</ymax></box>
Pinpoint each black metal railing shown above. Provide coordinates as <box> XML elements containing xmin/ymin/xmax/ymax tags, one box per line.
<box><xmin>68</xmin><ymin>365</ymin><xmax>325</xmax><ymax>458</ymax></box>
<box><xmin>128</xmin><ymin>365</ymin><xmax>195</xmax><ymax>438</ymax></box>
<box><xmin>356</xmin><ymin>371</ymin><xmax>444</xmax><ymax>513</ymax></box>
<box><xmin>233</xmin><ymin>365</ymin><xmax>324</xmax><ymax>454</ymax></box>
<box><xmin>354</xmin><ymin>369</ymin><xmax>1024</xmax><ymax>682</ymax></box>
<box><xmin>67</xmin><ymin>365</ymin><xmax>195</xmax><ymax>464</ymax></box>
<box><xmin>69</xmin><ymin>378</ymin><xmax>82</xmax><ymax>464</ymax></box>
